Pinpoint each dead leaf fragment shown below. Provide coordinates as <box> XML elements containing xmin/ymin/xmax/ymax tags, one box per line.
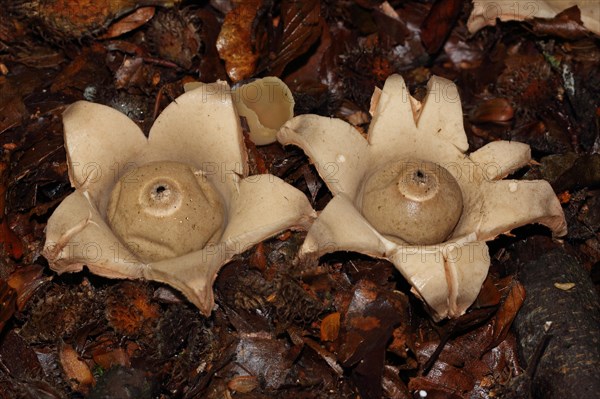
<box><xmin>420</xmin><ymin>0</ymin><xmax>462</xmax><ymax>54</ymax></box>
<box><xmin>530</xmin><ymin>6</ymin><xmax>592</xmax><ymax>39</ymax></box>
<box><xmin>216</xmin><ymin>0</ymin><xmax>262</xmax><ymax>82</ymax></box>
<box><xmin>10</xmin><ymin>0</ymin><xmax>179</xmax><ymax>40</ymax></box>
<box><xmin>227</xmin><ymin>375</ymin><xmax>259</xmax><ymax>393</ymax></box>
<box><xmin>0</xmin><ymin>281</ymin><xmax>16</xmax><ymax>333</ymax></box>
<box><xmin>320</xmin><ymin>312</ymin><xmax>341</xmax><ymax>342</ymax></box>
<box><xmin>265</xmin><ymin>0</ymin><xmax>322</xmax><ymax>76</ymax></box>
<box><xmin>59</xmin><ymin>343</ymin><xmax>95</xmax><ymax>393</ymax></box>
<box><xmin>101</xmin><ymin>6</ymin><xmax>156</xmax><ymax>39</ymax></box>
<box><xmin>92</xmin><ymin>347</ymin><xmax>130</xmax><ymax>370</ymax></box>
<box><xmin>470</xmin><ymin>98</ymin><xmax>514</xmax><ymax>124</ymax></box>
<box><xmin>484</xmin><ymin>280</ymin><xmax>526</xmax><ymax>353</ymax></box>
<box><xmin>7</xmin><ymin>264</ymin><xmax>51</xmax><ymax>310</ymax></box>
<box><xmin>554</xmin><ymin>282</ymin><xmax>576</xmax><ymax>290</ymax></box>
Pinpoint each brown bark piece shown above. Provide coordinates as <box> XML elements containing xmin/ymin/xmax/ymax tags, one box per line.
<box><xmin>514</xmin><ymin>247</ymin><xmax>600</xmax><ymax>399</ymax></box>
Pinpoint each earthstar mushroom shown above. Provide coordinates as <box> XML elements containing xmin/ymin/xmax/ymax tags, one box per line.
<box><xmin>43</xmin><ymin>80</ymin><xmax>316</xmax><ymax>315</ymax></box>
<box><xmin>278</xmin><ymin>74</ymin><xmax>567</xmax><ymax>320</ymax></box>
<box><xmin>185</xmin><ymin>76</ymin><xmax>295</xmax><ymax>145</ymax></box>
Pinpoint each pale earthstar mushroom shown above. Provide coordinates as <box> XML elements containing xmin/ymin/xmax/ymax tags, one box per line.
<box><xmin>278</xmin><ymin>74</ymin><xmax>567</xmax><ymax>321</ymax></box>
<box><xmin>184</xmin><ymin>76</ymin><xmax>295</xmax><ymax>146</ymax></box>
<box><xmin>43</xmin><ymin>81</ymin><xmax>316</xmax><ymax>315</ymax></box>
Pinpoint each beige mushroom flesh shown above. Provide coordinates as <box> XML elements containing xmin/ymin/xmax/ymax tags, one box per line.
<box><xmin>232</xmin><ymin>77</ymin><xmax>295</xmax><ymax>145</ymax></box>
<box><xmin>186</xmin><ymin>77</ymin><xmax>295</xmax><ymax>146</ymax></box>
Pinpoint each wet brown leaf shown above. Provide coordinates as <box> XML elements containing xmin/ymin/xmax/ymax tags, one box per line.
<box><xmin>0</xmin><ymin>281</ymin><xmax>16</xmax><ymax>333</ymax></box>
<box><xmin>0</xmin><ymin>331</ymin><xmax>43</xmax><ymax>379</ymax></box>
<box><xmin>6</xmin><ymin>264</ymin><xmax>50</xmax><ymax>310</ymax></box>
<box><xmin>92</xmin><ymin>346</ymin><xmax>130</xmax><ymax>370</ymax></box>
<box><xmin>10</xmin><ymin>0</ymin><xmax>179</xmax><ymax>40</ymax></box>
<box><xmin>473</xmin><ymin>275</ymin><xmax>502</xmax><ymax>309</ymax></box>
<box><xmin>227</xmin><ymin>375</ymin><xmax>259</xmax><ymax>393</ymax></box>
<box><xmin>101</xmin><ymin>6</ymin><xmax>156</xmax><ymax>39</ymax></box>
<box><xmin>216</xmin><ymin>0</ymin><xmax>263</xmax><ymax>82</ymax></box>
<box><xmin>469</xmin><ymin>97</ymin><xmax>514</xmax><ymax>124</ymax></box>
<box><xmin>320</xmin><ymin>311</ymin><xmax>341</xmax><ymax>342</ymax></box>
<box><xmin>420</xmin><ymin>0</ymin><xmax>462</xmax><ymax>54</ymax></box>
<box><xmin>484</xmin><ymin>280</ymin><xmax>526</xmax><ymax>353</ymax></box>
<box><xmin>59</xmin><ymin>342</ymin><xmax>95</xmax><ymax>393</ymax></box>
<box><xmin>115</xmin><ymin>56</ymin><xmax>146</xmax><ymax>89</ymax></box>
<box><xmin>235</xmin><ymin>332</ymin><xmax>293</xmax><ymax>389</ymax></box>
<box><xmin>530</xmin><ymin>6</ymin><xmax>591</xmax><ymax>39</ymax></box>
<box><xmin>338</xmin><ymin>280</ymin><xmax>409</xmax><ymax>399</ymax></box>
<box><xmin>265</xmin><ymin>0</ymin><xmax>322</xmax><ymax>76</ymax></box>
<box><xmin>0</xmin><ymin>79</ymin><xmax>27</xmax><ymax>135</ymax></box>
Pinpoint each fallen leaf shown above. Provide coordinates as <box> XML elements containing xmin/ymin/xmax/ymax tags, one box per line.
<box><xmin>9</xmin><ymin>0</ymin><xmax>179</xmax><ymax>40</ymax></box>
<box><xmin>100</xmin><ymin>6</ymin><xmax>156</xmax><ymax>39</ymax></box>
<box><xmin>216</xmin><ymin>0</ymin><xmax>263</xmax><ymax>82</ymax></box>
<box><xmin>530</xmin><ymin>6</ymin><xmax>591</xmax><ymax>39</ymax></box>
<box><xmin>7</xmin><ymin>264</ymin><xmax>50</xmax><ymax>310</ymax></box>
<box><xmin>105</xmin><ymin>282</ymin><xmax>160</xmax><ymax>336</ymax></box>
<box><xmin>0</xmin><ymin>281</ymin><xmax>16</xmax><ymax>333</ymax></box>
<box><xmin>420</xmin><ymin>0</ymin><xmax>462</xmax><ymax>54</ymax></box>
<box><xmin>59</xmin><ymin>343</ymin><xmax>95</xmax><ymax>393</ymax></box>
<box><xmin>484</xmin><ymin>280</ymin><xmax>526</xmax><ymax>353</ymax></box>
<box><xmin>469</xmin><ymin>97</ymin><xmax>514</xmax><ymax>124</ymax></box>
<box><xmin>227</xmin><ymin>375</ymin><xmax>259</xmax><ymax>393</ymax></box>
<box><xmin>338</xmin><ymin>280</ymin><xmax>409</xmax><ymax>399</ymax></box>
<box><xmin>320</xmin><ymin>312</ymin><xmax>341</xmax><ymax>342</ymax></box>
<box><xmin>147</xmin><ymin>9</ymin><xmax>202</xmax><ymax>69</ymax></box>
<box><xmin>554</xmin><ymin>282</ymin><xmax>576</xmax><ymax>290</ymax></box>
<box><xmin>92</xmin><ymin>347</ymin><xmax>130</xmax><ymax>370</ymax></box>
<box><xmin>264</xmin><ymin>0</ymin><xmax>322</xmax><ymax>76</ymax></box>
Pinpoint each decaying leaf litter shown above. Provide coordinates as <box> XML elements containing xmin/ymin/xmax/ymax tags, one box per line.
<box><xmin>0</xmin><ymin>0</ymin><xmax>599</xmax><ymax>398</ymax></box>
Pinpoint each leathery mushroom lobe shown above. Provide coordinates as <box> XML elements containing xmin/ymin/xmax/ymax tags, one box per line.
<box><xmin>361</xmin><ymin>159</ymin><xmax>463</xmax><ymax>245</ymax></box>
<box><xmin>107</xmin><ymin>161</ymin><xmax>225</xmax><ymax>262</ymax></box>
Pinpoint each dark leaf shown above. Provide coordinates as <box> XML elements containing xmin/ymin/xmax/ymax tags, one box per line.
<box><xmin>264</xmin><ymin>0</ymin><xmax>322</xmax><ymax>76</ymax></box>
<box><xmin>0</xmin><ymin>280</ymin><xmax>17</xmax><ymax>332</ymax></box>
<box><xmin>338</xmin><ymin>280</ymin><xmax>409</xmax><ymax>399</ymax></box>
<box><xmin>484</xmin><ymin>280</ymin><xmax>525</xmax><ymax>353</ymax></box>
<box><xmin>101</xmin><ymin>6</ymin><xmax>156</xmax><ymax>39</ymax></box>
<box><xmin>469</xmin><ymin>97</ymin><xmax>514</xmax><ymax>124</ymax></box>
<box><xmin>0</xmin><ymin>331</ymin><xmax>44</xmax><ymax>380</ymax></box>
<box><xmin>420</xmin><ymin>0</ymin><xmax>462</xmax><ymax>54</ymax></box>
<box><xmin>530</xmin><ymin>6</ymin><xmax>590</xmax><ymax>40</ymax></box>
<box><xmin>7</xmin><ymin>264</ymin><xmax>50</xmax><ymax>310</ymax></box>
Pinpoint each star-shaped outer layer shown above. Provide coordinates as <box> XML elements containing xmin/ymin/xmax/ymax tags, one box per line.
<box><xmin>43</xmin><ymin>81</ymin><xmax>316</xmax><ymax>316</ymax></box>
<box><xmin>278</xmin><ymin>74</ymin><xmax>567</xmax><ymax>320</ymax></box>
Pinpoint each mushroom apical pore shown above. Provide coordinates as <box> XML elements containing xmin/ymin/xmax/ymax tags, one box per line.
<box><xmin>107</xmin><ymin>161</ymin><xmax>225</xmax><ymax>263</ymax></box>
<box><xmin>361</xmin><ymin>159</ymin><xmax>463</xmax><ymax>245</ymax></box>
